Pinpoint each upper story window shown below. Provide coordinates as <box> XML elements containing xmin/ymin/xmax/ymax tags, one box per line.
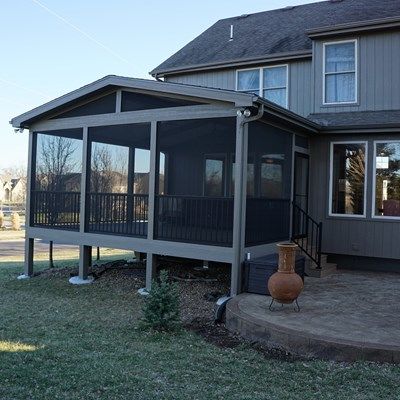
<box><xmin>263</xmin><ymin>66</ymin><xmax>288</xmax><ymax>108</ymax></box>
<box><xmin>237</xmin><ymin>65</ymin><xmax>288</xmax><ymax>108</ymax></box>
<box><xmin>237</xmin><ymin>69</ymin><xmax>260</xmax><ymax>95</ymax></box>
<box><xmin>323</xmin><ymin>40</ymin><xmax>357</xmax><ymax>105</ymax></box>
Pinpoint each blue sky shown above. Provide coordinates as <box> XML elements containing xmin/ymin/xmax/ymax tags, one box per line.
<box><xmin>0</xmin><ymin>0</ymin><xmax>314</xmax><ymax>169</ymax></box>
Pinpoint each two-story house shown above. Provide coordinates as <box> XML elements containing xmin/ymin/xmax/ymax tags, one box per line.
<box><xmin>11</xmin><ymin>0</ymin><xmax>400</xmax><ymax>293</ymax></box>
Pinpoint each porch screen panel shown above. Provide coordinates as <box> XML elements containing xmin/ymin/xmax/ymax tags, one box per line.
<box><xmin>245</xmin><ymin>122</ymin><xmax>292</xmax><ymax>246</ymax></box>
<box><xmin>155</xmin><ymin>118</ymin><xmax>236</xmax><ymax>246</ymax></box>
<box><xmin>33</xmin><ymin>129</ymin><xmax>83</xmax><ymax>230</ymax></box>
<box><xmin>88</xmin><ymin>123</ymin><xmax>150</xmax><ymax>237</ymax></box>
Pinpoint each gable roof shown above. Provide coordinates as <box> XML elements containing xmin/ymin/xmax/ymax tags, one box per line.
<box><xmin>151</xmin><ymin>0</ymin><xmax>400</xmax><ymax>76</ymax></box>
<box><xmin>10</xmin><ymin>75</ymin><xmax>257</xmax><ymax>128</ymax></box>
<box><xmin>10</xmin><ymin>74</ymin><xmax>320</xmax><ymax>135</ymax></box>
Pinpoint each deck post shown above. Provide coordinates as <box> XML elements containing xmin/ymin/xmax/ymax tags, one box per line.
<box><xmin>139</xmin><ymin>121</ymin><xmax>158</xmax><ymax>295</ymax></box>
<box><xmin>80</xmin><ymin>127</ymin><xmax>89</xmax><ymax>233</ymax></box>
<box><xmin>231</xmin><ymin>115</ymin><xmax>247</xmax><ymax>296</ymax></box>
<box><xmin>23</xmin><ymin>238</ymin><xmax>34</xmax><ymax>278</ymax></box>
<box><xmin>49</xmin><ymin>240</ymin><xmax>54</xmax><ymax>268</ymax></box>
<box><xmin>68</xmin><ymin>127</ymin><xmax>94</xmax><ymax>285</ymax></box>
<box><xmin>78</xmin><ymin>245</ymin><xmax>92</xmax><ymax>280</ymax></box>
<box><xmin>145</xmin><ymin>253</ymin><xmax>158</xmax><ymax>291</ymax></box>
<box><xmin>147</xmin><ymin>121</ymin><xmax>158</xmax><ymax>241</ymax></box>
<box><xmin>21</xmin><ymin>130</ymin><xmax>35</xmax><ymax>279</ymax></box>
<box><xmin>127</xmin><ymin>147</ymin><xmax>135</xmax><ymax>224</ymax></box>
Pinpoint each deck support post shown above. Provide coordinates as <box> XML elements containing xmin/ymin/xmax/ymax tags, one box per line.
<box><xmin>78</xmin><ymin>245</ymin><xmax>92</xmax><ymax>280</ymax></box>
<box><xmin>139</xmin><ymin>121</ymin><xmax>159</xmax><ymax>294</ymax></box>
<box><xmin>49</xmin><ymin>240</ymin><xmax>54</xmax><ymax>268</ymax></box>
<box><xmin>20</xmin><ymin>131</ymin><xmax>35</xmax><ymax>279</ymax></box>
<box><xmin>145</xmin><ymin>253</ymin><xmax>158</xmax><ymax>291</ymax></box>
<box><xmin>231</xmin><ymin>115</ymin><xmax>248</xmax><ymax>296</ymax></box>
<box><xmin>21</xmin><ymin>238</ymin><xmax>34</xmax><ymax>278</ymax></box>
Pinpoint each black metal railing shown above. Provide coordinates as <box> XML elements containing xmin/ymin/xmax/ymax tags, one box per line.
<box><xmin>245</xmin><ymin>198</ymin><xmax>291</xmax><ymax>246</ymax></box>
<box><xmin>31</xmin><ymin>191</ymin><xmax>80</xmax><ymax>230</ymax></box>
<box><xmin>291</xmin><ymin>202</ymin><xmax>323</xmax><ymax>269</ymax></box>
<box><xmin>87</xmin><ymin>193</ymin><xmax>148</xmax><ymax>237</ymax></box>
<box><xmin>154</xmin><ymin>195</ymin><xmax>234</xmax><ymax>246</ymax></box>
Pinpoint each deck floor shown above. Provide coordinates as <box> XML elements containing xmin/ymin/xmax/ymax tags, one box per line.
<box><xmin>226</xmin><ymin>271</ymin><xmax>400</xmax><ymax>363</ymax></box>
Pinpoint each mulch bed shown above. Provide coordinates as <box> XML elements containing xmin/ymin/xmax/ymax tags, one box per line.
<box><xmin>35</xmin><ymin>257</ymin><xmax>303</xmax><ymax>361</ymax></box>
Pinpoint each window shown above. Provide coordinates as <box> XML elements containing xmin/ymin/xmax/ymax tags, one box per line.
<box><xmin>374</xmin><ymin>141</ymin><xmax>400</xmax><ymax>218</ymax></box>
<box><xmin>330</xmin><ymin>142</ymin><xmax>366</xmax><ymax>216</ymax></box>
<box><xmin>237</xmin><ymin>69</ymin><xmax>260</xmax><ymax>95</ymax></box>
<box><xmin>260</xmin><ymin>154</ymin><xmax>285</xmax><ymax>198</ymax></box>
<box><xmin>324</xmin><ymin>40</ymin><xmax>357</xmax><ymax>104</ymax></box>
<box><xmin>263</xmin><ymin>66</ymin><xmax>288</xmax><ymax>108</ymax></box>
<box><xmin>204</xmin><ymin>156</ymin><xmax>225</xmax><ymax>197</ymax></box>
<box><xmin>236</xmin><ymin>65</ymin><xmax>289</xmax><ymax>108</ymax></box>
<box><xmin>231</xmin><ymin>154</ymin><xmax>255</xmax><ymax>196</ymax></box>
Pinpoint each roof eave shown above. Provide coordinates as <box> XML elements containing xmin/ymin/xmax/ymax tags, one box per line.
<box><xmin>307</xmin><ymin>16</ymin><xmax>400</xmax><ymax>39</ymax></box>
<box><xmin>255</xmin><ymin>98</ymin><xmax>320</xmax><ymax>134</ymax></box>
<box><xmin>150</xmin><ymin>50</ymin><xmax>312</xmax><ymax>78</ymax></box>
<box><xmin>320</xmin><ymin>123</ymin><xmax>400</xmax><ymax>134</ymax></box>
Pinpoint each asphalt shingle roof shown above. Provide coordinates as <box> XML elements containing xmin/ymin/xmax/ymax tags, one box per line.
<box><xmin>151</xmin><ymin>0</ymin><xmax>400</xmax><ymax>75</ymax></box>
<box><xmin>308</xmin><ymin>110</ymin><xmax>400</xmax><ymax>128</ymax></box>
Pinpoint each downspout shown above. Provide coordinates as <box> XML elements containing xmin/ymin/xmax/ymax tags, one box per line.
<box><xmin>215</xmin><ymin>103</ymin><xmax>265</xmax><ymax>317</ymax></box>
<box><xmin>240</xmin><ymin>103</ymin><xmax>265</xmax><ymax>125</ymax></box>
<box><xmin>231</xmin><ymin>103</ymin><xmax>264</xmax><ymax>297</ymax></box>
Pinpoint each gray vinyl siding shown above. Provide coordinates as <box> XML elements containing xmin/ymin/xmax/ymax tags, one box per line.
<box><xmin>309</xmin><ymin>133</ymin><xmax>400</xmax><ymax>260</ymax></box>
<box><xmin>313</xmin><ymin>31</ymin><xmax>400</xmax><ymax>113</ymax></box>
<box><xmin>165</xmin><ymin>60</ymin><xmax>313</xmax><ymax>117</ymax></box>
<box><xmin>166</xmin><ymin>69</ymin><xmax>236</xmax><ymax>91</ymax></box>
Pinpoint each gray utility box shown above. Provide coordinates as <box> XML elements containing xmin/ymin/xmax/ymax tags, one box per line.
<box><xmin>243</xmin><ymin>253</ymin><xmax>305</xmax><ymax>296</ymax></box>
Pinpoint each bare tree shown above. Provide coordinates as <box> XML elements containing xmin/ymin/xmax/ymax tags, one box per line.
<box><xmin>346</xmin><ymin>148</ymin><xmax>365</xmax><ymax>214</ymax></box>
<box><xmin>36</xmin><ymin>136</ymin><xmax>78</xmax><ymax>192</ymax></box>
<box><xmin>91</xmin><ymin>144</ymin><xmax>114</xmax><ymax>193</ymax></box>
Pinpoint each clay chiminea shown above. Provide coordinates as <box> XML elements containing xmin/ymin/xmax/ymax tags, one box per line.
<box><xmin>268</xmin><ymin>243</ymin><xmax>303</xmax><ymax>311</ymax></box>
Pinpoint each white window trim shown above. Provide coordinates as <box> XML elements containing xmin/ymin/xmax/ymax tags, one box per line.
<box><xmin>235</xmin><ymin>64</ymin><xmax>289</xmax><ymax>109</ymax></box>
<box><xmin>322</xmin><ymin>39</ymin><xmax>358</xmax><ymax>106</ymax></box>
<box><xmin>328</xmin><ymin>141</ymin><xmax>368</xmax><ymax>218</ymax></box>
<box><xmin>372</xmin><ymin>140</ymin><xmax>400</xmax><ymax>220</ymax></box>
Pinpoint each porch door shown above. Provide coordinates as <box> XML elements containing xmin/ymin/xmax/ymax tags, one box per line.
<box><xmin>293</xmin><ymin>152</ymin><xmax>309</xmax><ymax>238</ymax></box>
<box><xmin>294</xmin><ymin>152</ymin><xmax>309</xmax><ymax>211</ymax></box>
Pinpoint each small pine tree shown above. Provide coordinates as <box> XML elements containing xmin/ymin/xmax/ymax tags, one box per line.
<box><xmin>11</xmin><ymin>212</ymin><xmax>21</xmax><ymax>231</ymax></box>
<box><xmin>140</xmin><ymin>270</ymin><xmax>180</xmax><ymax>332</ymax></box>
<box><xmin>0</xmin><ymin>211</ymin><xmax>4</xmax><ymax>228</ymax></box>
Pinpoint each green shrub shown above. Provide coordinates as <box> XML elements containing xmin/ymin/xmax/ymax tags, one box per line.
<box><xmin>140</xmin><ymin>270</ymin><xmax>180</xmax><ymax>332</ymax></box>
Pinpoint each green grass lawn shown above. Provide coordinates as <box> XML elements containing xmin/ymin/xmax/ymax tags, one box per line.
<box><xmin>1</xmin><ymin>259</ymin><xmax>399</xmax><ymax>400</ymax></box>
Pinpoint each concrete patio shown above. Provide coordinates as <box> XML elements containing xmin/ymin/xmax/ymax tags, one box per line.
<box><xmin>226</xmin><ymin>271</ymin><xmax>400</xmax><ymax>363</ymax></box>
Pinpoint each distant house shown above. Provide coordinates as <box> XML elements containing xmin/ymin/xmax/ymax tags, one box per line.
<box><xmin>0</xmin><ymin>178</ymin><xmax>25</xmax><ymax>203</ymax></box>
<box><xmin>10</xmin><ymin>178</ymin><xmax>26</xmax><ymax>203</ymax></box>
<box><xmin>10</xmin><ymin>0</ymin><xmax>400</xmax><ymax>293</ymax></box>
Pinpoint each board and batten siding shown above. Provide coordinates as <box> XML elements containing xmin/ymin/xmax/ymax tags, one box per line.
<box><xmin>165</xmin><ymin>60</ymin><xmax>312</xmax><ymax>117</ymax></box>
<box><xmin>309</xmin><ymin>133</ymin><xmax>400</xmax><ymax>260</ymax></box>
<box><xmin>313</xmin><ymin>31</ymin><xmax>400</xmax><ymax>113</ymax></box>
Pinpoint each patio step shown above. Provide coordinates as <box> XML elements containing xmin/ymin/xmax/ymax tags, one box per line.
<box><xmin>305</xmin><ymin>260</ymin><xmax>337</xmax><ymax>278</ymax></box>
